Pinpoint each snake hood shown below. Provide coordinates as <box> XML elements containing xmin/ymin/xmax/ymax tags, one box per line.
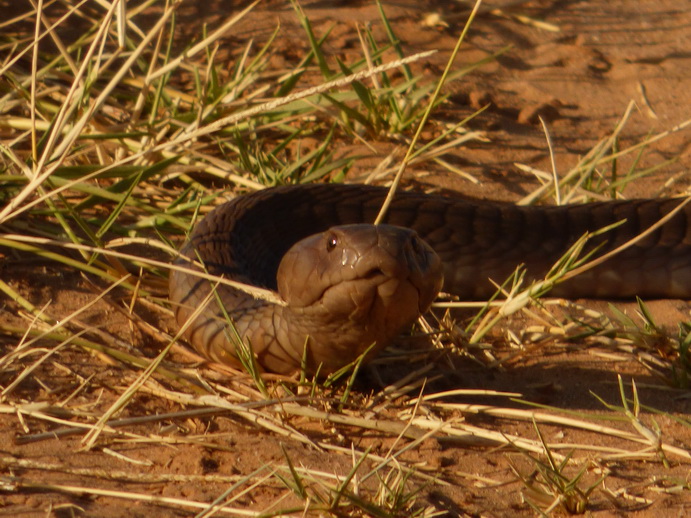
<box><xmin>170</xmin><ymin>184</ymin><xmax>691</xmax><ymax>375</ymax></box>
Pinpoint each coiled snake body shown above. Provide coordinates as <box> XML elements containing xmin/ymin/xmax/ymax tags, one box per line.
<box><xmin>169</xmin><ymin>184</ymin><xmax>691</xmax><ymax>375</ymax></box>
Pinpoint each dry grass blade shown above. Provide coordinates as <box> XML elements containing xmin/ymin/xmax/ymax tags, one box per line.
<box><xmin>1</xmin><ymin>477</ymin><xmax>267</xmax><ymax>516</ymax></box>
<box><xmin>374</xmin><ymin>0</ymin><xmax>483</xmax><ymax>224</ymax></box>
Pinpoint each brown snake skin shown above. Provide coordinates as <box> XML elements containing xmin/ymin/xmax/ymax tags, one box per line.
<box><xmin>169</xmin><ymin>184</ymin><xmax>691</xmax><ymax>375</ymax></box>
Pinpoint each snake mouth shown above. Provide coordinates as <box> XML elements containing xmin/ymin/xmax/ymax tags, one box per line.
<box><xmin>362</xmin><ymin>267</ymin><xmax>386</xmax><ymax>280</ymax></box>
<box><xmin>353</xmin><ymin>233</ymin><xmax>443</xmax><ymax>316</ymax></box>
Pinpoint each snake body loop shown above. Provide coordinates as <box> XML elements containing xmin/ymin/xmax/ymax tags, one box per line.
<box><xmin>169</xmin><ymin>184</ymin><xmax>691</xmax><ymax>374</ymax></box>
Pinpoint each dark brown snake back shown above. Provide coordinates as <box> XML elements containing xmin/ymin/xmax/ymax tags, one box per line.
<box><xmin>169</xmin><ymin>184</ymin><xmax>691</xmax><ymax>374</ymax></box>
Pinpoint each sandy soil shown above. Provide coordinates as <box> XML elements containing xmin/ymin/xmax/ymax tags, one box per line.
<box><xmin>1</xmin><ymin>1</ymin><xmax>691</xmax><ymax>516</ymax></box>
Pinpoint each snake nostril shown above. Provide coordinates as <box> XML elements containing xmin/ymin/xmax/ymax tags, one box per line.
<box><xmin>409</xmin><ymin>236</ymin><xmax>428</xmax><ymax>264</ymax></box>
<box><xmin>410</xmin><ymin>236</ymin><xmax>426</xmax><ymax>256</ymax></box>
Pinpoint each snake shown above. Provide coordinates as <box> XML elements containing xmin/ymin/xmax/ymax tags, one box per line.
<box><xmin>169</xmin><ymin>183</ymin><xmax>691</xmax><ymax>375</ymax></box>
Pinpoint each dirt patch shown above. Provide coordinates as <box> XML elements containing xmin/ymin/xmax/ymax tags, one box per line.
<box><xmin>1</xmin><ymin>1</ymin><xmax>690</xmax><ymax>517</ymax></box>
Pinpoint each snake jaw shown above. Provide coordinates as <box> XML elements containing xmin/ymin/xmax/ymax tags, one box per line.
<box><xmin>269</xmin><ymin>224</ymin><xmax>444</xmax><ymax>373</ymax></box>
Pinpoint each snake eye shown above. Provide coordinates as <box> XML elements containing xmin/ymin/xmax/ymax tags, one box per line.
<box><xmin>326</xmin><ymin>233</ymin><xmax>338</xmax><ymax>251</ymax></box>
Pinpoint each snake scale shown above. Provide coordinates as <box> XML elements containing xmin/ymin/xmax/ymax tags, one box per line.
<box><xmin>169</xmin><ymin>184</ymin><xmax>691</xmax><ymax>375</ymax></box>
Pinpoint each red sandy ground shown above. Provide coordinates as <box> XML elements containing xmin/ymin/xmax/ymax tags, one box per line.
<box><xmin>1</xmin><ymin>1</ymin><xmax>690</xmax><ymax>517</ymax></box>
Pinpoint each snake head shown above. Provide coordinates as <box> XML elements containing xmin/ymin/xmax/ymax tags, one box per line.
<box><xmin>276</xmin><ymin>224</ymin><xmax>443</xmax><ymax>372</ymax></box>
